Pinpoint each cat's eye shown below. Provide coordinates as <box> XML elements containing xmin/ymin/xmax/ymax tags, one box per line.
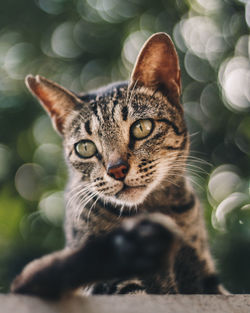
<box><xmin>131</xmin><ymin>119</ymin><xmax>154</xmax><ymax>140</ymax></box>
<box><xmin>75</xmin><ymin>140</ymin><xmax>97</xmax><ymax>158</ymax></box>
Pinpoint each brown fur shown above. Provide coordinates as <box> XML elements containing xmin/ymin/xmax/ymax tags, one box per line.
<box><xmin>11</xmin><ymin>33</ymin><xmax>226</xmax><ymax>298</ymax></box>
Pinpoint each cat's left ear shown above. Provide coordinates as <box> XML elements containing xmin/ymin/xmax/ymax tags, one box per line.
<box><xmin>25</xmin><ymin>75</ymin><xmax>84</xmax><ymax>135</ymax></box>
<box><xmin>130</xmin><ymin>32</ymin><xmax>181</xmax><ymax>104</ymax></box>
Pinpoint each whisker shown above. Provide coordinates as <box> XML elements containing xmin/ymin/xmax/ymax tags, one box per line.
<box><xmin>87</xmin><ymin>192</ymin><xmax>101</xmax><ymax>224</ymax></box>
<box><xmin>127</xmin><ymin>79</ymin><xmax>138</xmax><ymax>107</ymax></box>
<box><xmin>66</xmin><ymin>182</ymin><xmax>97</xmax><ymax>211</ymax></box>
<box><xmin>188</xmin><ymin>131</ymin><xmax>201</xmax><ymax>138</ymax></box>
<box><xmin>76</xmin><ymin>191</ymin><xmax>97</xmax><ymax>221</ymax></box>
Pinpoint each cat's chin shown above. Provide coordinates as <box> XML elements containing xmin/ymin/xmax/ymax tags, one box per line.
<box><xmin>113</xmin><ymin>185</ymin><xmax>147</xmax><ymax>206</ymax></box>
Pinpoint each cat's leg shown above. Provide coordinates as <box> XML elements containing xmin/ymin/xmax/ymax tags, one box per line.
<box><xmin>11</xmin><ymin>212</ymin><xmax>225</xmax><ymax>297</ymax></box>
<box><xmin>11</xmin><ymin>213</ymin><xmax>182</xmax><ymax>298</ymax></box>
<box><xmin>173</xmin><ymin>243</ymin><xmax>225</xmax><ymax>294</ymax></box>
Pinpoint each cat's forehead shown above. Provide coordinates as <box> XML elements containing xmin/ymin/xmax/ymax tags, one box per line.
<box><xmin>87</xmin><ymin>84</ymin><xmax>129</xmax><ymax>125</ymax></box>
<box><xmin>66</xmin><ymin>84</ymin><xmax>128</xmax><ymax>138</ymax></box>
<box><xmin>65</xmin><ymin>83</ymin><xmax>176</xmax><ymax>142</ymax></box>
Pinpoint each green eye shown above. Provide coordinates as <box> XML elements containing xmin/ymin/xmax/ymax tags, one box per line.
<box><xmin>75</xmin><ymin>140</ymin><xmax>97</xmax><ymax>158</ymax></box>
<box><xmin>131</xmin><ymin>119</ymin><xmax>154</xmax><ymax>140</ymax></box>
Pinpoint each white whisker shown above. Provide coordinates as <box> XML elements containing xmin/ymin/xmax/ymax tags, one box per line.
<box><xmin>87</xmin><ymin>191</ymin><xmax>101</xmax><ymax>224</ymax></box>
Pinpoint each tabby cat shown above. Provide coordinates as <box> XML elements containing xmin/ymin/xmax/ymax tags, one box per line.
<box><xmin>11</xmin><ymin>33</ymin><xmax>225</xmax><ymax>298</ymax></box>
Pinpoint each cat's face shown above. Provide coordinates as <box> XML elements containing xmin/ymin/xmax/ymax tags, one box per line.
<box><xmin>63</xmin><ymin>85</ymin><xmax>188</xmax><ymax>207</ymax></box>
<box><xmin>25</xmin><ymin>33</ymin><xmax>188</xmax><ymax>208</ymax></box>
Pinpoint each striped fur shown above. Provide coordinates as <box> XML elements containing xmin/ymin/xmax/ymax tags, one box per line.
<box><xmin>11</xmin><ymin>33</ymin><xmax>226</xmax><ymax>298</ymax></box>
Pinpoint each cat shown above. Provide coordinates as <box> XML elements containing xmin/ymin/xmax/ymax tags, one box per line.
<box><xmin>11</xmin><ymin>32</ymin><xmax>226</xmax><ymax>298</ymax></box>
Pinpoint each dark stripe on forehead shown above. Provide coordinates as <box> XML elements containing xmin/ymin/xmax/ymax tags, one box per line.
<box><xmin>85</xmin><ymin>120</ymin><xmax>92</xmax><ymax>135</ymax></box>
<box><xmin>98</xmin><ymin>99</ymin><xmax>106</xmax><ymax>114</ymax></box>
<box><xmin>97</xmin><ymin>97</ymin><xmax>114</xmax><ymax>122</ymax></box>
<box><xmin>111</xmin><ymin>100</ymin><xmax>118</xmax><ymax>120</ymax></box>
<box><xmin>90</xmin><ymin>103</ymin><xmax>101</xmax><ymax>121</ymax></box>
<box><xmin>121</xmin><ymin>106</ymin><xmax>128</xmax><ymax>121</ymax></box>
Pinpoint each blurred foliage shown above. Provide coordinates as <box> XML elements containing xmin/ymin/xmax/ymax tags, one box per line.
<box><xmin>0</xmin><ymin>0</ymin><xmax>249</xmax><ymax>294</ymax></box>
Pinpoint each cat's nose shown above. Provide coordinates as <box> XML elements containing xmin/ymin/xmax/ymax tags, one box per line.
<box><xmin>107</xmin><ymin>160</ymin><xmax>129</xmax><ymax>181</ymax></box>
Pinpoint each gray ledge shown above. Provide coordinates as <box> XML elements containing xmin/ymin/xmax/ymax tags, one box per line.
<box><xmin>1</xmin><ymin>294</ymin><xmax>250</xmax><ymax>313</ymax></box>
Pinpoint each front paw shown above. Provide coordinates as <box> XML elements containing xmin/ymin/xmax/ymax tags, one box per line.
<box><xmin>11</xmin><ymin>269</ymin><xmax>45</xmax><ymax>297</ymax></box>
<box><xmin>112</xmin><ymin>214</ymin><xmax>181</xmax><ymax>275</ymax></box>
<box><xmin>11</xmin><ymin>250</ymin><xmax>70</xmax><ymax>299</ymax></box>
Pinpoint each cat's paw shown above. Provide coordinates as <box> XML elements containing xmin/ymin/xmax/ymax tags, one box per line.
<box><xmin>11</xmin><ymin>250</ymin><xmax>71</xmax><ymax>299</ymax></box>
<box><xmin>10</xmin><ymin>214</ymin><xmax>182</xmax><ymax>297</ymax></box>
<box><xmin>11</xmin><ymin>269</ymin><xmax>49</xmax><ymax>298</ymax></box>
<box><xmin>111</xmin><ymin>214</ymin><xmax>181</xmax><ymax>276</ymax></box>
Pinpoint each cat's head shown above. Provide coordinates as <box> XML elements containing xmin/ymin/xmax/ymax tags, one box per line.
<box><xmin>26</xmin><ymin>33</ymin><xmax>188</xmax><ymax>208</ymax></box>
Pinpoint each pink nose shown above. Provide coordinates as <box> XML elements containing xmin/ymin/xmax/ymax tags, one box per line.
<box><xmin>107</xmin><ymin>162</ymin><xmax>129</xmax><ymax>180</ymax></box>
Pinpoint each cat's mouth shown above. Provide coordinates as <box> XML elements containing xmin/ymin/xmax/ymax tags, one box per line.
<box><xmin>115</xmin><ymin>184</ymin><xmax>146</xmax><ymax>198</ymax></box>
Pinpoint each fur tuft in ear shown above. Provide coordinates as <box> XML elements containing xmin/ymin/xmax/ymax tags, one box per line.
<box><xmin>130</xmin><ymin>32</ymin><xmax>181</xmax><ymax>105</ymax></box>
<box><xmin>25</xmin><ymin>75</ymin><xmax>83</xmax><ymax>135</ymax></box>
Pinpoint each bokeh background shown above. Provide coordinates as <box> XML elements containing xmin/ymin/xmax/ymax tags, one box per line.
<box><xmin>0</xmin><ymin>0</ymin><xmax>249</xmax><ymax>293</ymax></box>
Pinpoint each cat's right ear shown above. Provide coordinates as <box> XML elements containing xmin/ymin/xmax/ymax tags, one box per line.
<box><xmin>25</xmin><ymin>75</ymin><xmax>84</xmax><ymax>135</ymax></box>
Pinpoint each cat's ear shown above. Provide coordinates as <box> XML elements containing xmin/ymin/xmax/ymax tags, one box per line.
<box><xmin>130</xmin><ymin>32</ymin><xmax>181</xmax><ymax>104</ymax></box>
<box><xmin>25</xmin><ymin>75</ymin><xmax>83</xmax><ymax>135</ymax></box>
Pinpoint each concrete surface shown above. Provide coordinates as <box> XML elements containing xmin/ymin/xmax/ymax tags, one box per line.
<box><xmin>1</xmin><ymin>294</ymin><xmax>250</xmax><ymax>313</ymax></box>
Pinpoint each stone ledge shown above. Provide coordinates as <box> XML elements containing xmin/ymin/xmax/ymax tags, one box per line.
<box><xmin>1</xmin><ymin>294</ymin><xmax>250</xmax><ymax>313</ymax></box>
